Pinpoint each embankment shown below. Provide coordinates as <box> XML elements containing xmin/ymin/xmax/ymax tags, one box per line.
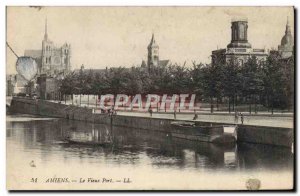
<box><xmin>9</xmin><ymin>97</ymin><xmax>293</xmax><ymax>148</ymax></box>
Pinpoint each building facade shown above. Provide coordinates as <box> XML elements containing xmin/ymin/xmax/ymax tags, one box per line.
<box><xmin>212</xmin><ymin>19</ymin><xmax>268</xmax><ymax>66</ymax></box>
<box><xmin>6</xmin><ymin>75</ymin><xmax>16</xmax><ymax>96</ymax></box>
<box><xmin>6</xmin><ymin>74</ymin><xmax>34</xmax><ymax>96</ymax></box>
<box><xmin>36</xmin><ymin>74</ymin><xmax>60</xmax><ymax>100</ymax></box>
<box><xmin>24</xmin><ymin>19</ymin><xmax>71</xmax><ymax>77</ymax></box>
<box><xmin>20</xmin><ymin>19</ymin><xmax>72</xmax><ymax>99</ymax></box>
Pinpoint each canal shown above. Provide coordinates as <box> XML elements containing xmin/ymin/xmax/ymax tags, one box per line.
<box><xmin>6</xmin><ymin>114</ymin><xmax>294</xmax><ymax>190</ymax></box>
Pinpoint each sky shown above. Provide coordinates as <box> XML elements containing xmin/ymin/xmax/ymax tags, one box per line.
<box><xmin>6</xmin><ymin>6</ymin><xmax>294</xmax><ymax>74</ymax></box>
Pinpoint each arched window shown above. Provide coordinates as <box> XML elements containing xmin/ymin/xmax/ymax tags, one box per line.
<box><xmin>239</xmin><ymin>24</ymin><xmax>245</xmax><ymax>40</ymax></box>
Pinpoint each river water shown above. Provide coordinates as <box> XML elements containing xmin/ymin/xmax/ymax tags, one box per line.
<box><xmin>6</xmin><ymin>114</ymin><xmax>294</xmax><ymax>190</ymax></box>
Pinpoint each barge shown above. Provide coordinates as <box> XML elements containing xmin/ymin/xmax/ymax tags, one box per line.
<box><xmin>170</xmin><ymin>121</ymin><xmax>237</xmax><ymax>144</ymax></box>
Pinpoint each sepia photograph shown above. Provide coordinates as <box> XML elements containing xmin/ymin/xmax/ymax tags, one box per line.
<box><xmin>6</xmin><ymin>6</ymin><xmax>294</xmax><ymax>191</ymax></box>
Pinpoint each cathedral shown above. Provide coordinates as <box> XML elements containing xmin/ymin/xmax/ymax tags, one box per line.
<box><xmin>24</xmin><ymin>19</ymin><xmax>71</xmax><ymax>77</ymax></box>
<box><xmin>211</xmin><ymin>19</ymin><xmax>268</xmax><ymax>66</ymax></box>
<box><xmin>278</xmin><ymin>18</ymin><xmax>294</xmax><ymax>59</ymax></box>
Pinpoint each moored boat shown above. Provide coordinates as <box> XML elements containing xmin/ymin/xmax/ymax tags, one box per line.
<box><xmin>64</xmin><ymin>129</ymin><xmax>113</xmax><ymax>146</ymax></box>
<box><xmin>170</xmin><ymin>121</ymin><xmax>237</xmax><ymax>144</ymax></box>
<box><xmin>64</xmin><ymin>137</ymin><xmax>113</xmax><ymax>146</ymax></box>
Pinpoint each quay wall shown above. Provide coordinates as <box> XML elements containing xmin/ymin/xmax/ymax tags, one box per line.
<box><xmin>9</xmin><ymin>97</ymin><xmax>293</xmax><ymax>148</ymax></box>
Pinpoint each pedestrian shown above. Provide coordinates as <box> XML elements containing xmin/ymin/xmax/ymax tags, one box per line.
<box><xmin>193</xmin><ymin>113</ymin><xmax>198</xmax><ymax>120</ymax></box>
<box><xmin>240</xmin><ymin>112</ymin><xmax>244</xmax><ymax>124</ymax></box>
<box><xmin>148</xmin><ymin>107</ymin><xmax>153</xmax><ymax>117</ymax></box>
<box><xmin>174</xmin><ymin>109</ymin><xmax>177</xmax><ymax>119</ymax></box>
<box><xmin>234</xmin><ymin>111</ymin><xmax>238</xmax><ymax>124</ymax></box>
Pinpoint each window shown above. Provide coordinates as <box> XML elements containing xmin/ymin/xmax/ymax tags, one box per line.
<box><xmin>239</xmin><ymin>24</ymin><xmax>245</xmax><ymax>40</ymax></box>
<box><xmin>238</xmin><ymin>59</ymin><xmax>244</xmax><ymax>66</ymax></box>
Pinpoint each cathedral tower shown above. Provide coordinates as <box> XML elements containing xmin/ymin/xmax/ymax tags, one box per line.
<box><xmin>42</xmin><ymin>18</ymin><xmax>54</xmax><ymax>74</ymax></box>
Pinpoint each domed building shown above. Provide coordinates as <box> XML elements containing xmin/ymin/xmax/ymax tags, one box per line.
<box><xmin>211</xmin><ymin>19</ymin><xmax>268</xmax><ymax>66</ymax></box>
<box><xmin>278</xmin><ymin>18</ymin><xmax>294</xmax><ymax>59</ymax></box>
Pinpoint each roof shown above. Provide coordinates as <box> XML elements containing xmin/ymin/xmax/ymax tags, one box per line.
<box><xmin>74</xmin><ymin>68</ymin><xmax>107</xmax><ymax>74</ymax></box>
<box><xmin>281</xmin><ymin>30</ymin><xmax>293</xmax><ymax>46</ymax></box>
<box><xmin>159</xmin><ymin>60</ymin><xmax>170</xmax><ymax>67</ymax></box>
<box><xmin>280</xmin><ymin>18</ymin><xmax>294</xmax><ymax>46</ymax></box>
<box><xmin>24</xmin><ymin>50</ymin><xmax>42</xmax><ymax>59</ymax></box>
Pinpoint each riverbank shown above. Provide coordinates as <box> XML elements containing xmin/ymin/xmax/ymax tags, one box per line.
<box><xmin>8</xmin><ymin>97</ymin><xmax>294</xmax><ymax>148</ymax></box>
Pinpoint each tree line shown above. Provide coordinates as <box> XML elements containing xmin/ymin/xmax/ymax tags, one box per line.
<box><xmin>59</xmin><ymin>52</ymin><xmax>294</xmax><ymax>113</ymax></box>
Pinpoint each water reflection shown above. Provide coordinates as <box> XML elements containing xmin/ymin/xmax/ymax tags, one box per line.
<box><xmin>6</xmin><ymin>115</ymin><xmax>293</xmax><ymax>172</ymax></box>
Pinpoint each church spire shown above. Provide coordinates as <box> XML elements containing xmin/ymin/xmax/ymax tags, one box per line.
<box><xmin>147</xmin><ymin>33</ymin><xmax>159</xmax><ymax>68</ymax></box>
<box><xmin>285</xmin><ymin>16</ymin><xmax>291</xmax><ymax>35</ymax></box>
<box><xmin>44</xmin><ymin>17</ymin><xmax>48</xmax><ymax>40</ymax></box>
<box><xmin>151</xmin><ymin>33</ymin><xmax>155</xmax><ymax>44</ymax></box>
<box><xmin>148</xmin><ymin>33</ymin><xmax>158</xmax><ymax>49</ymax></box>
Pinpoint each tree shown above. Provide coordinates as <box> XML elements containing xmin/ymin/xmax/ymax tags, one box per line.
<box><xmin>262</xmin><ymin>52</ymin><xmax>287</xmax><ymax>113</ymax></box>
<box><xmin>241</xmin><ymin>56</ymin><xmax>264</xmax><ymax>114</ymax></box>
<box><xmin>223</xmin><ymin>58</ymin><xmax>241</xmax><ymax>113</ymax></box>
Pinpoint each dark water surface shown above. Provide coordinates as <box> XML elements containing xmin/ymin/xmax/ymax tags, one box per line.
<box><xmin>6</xmin><ymin>114</ymin><xmax>293</xmax><ymax>173</ymax></box>
<box><xmin>6</xmin><ymin>116</ymin><xmax>293</xmax><ymax>170</ymax></box>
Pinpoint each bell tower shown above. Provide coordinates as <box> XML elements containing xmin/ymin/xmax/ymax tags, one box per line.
<box><xmin>147</xmin><ymin>33</ymin><xmax>159</xmax><ymax>71</ymax></box>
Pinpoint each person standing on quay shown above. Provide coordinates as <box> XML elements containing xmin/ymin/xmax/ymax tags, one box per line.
<box><xmin>193</xmin><ymin>113</ymin><xmax>198</xmax><ymax>120</ymax></box>
<box><xmin>148</xmin><ymin>107</ymin><xmax>153</xmax><ymax>117</ymax></box>
<box><xmin>234</xmin><ymin>111</ymin><xmax>239</xmax><ymax>124</ymax></box>
<box><xmin>174</xmin><ymin>109</ymin><xmax>177</xmax><ymax>120</ymax></box>
<box><xmin>240</xmin><ymin>112</ymin><xmax>244</xmax><ymax>124</ymax></box>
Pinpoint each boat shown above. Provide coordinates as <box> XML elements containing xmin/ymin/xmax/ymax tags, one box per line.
<box><xmin>170</xmin><ymin>121</ymin><xmax>237</xmax><ymax>144</ymax></box>
<box><xmin>64</xmin><ymin>137</ymin><xmax>113</xmax><ymax>146</ymax></box>
<box><xmin>64</xmin><ymin>129</ymin><xmax>113</xmax><ymax>146</ymax></box>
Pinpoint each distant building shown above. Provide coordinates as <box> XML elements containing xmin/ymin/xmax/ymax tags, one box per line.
<box><xmin>278</xmin><ymin>18</ymin><xmax>294</xmax><ymax>59</ymax></box>
<box><xmin>15</xmin><ymin>19</ymin><xmax>72</xmax><ymax>99</ymax></box>
<box><xmin>6</xmin><ymin>75</ymin><xmax>16</xmax><ymax>96</ymax></box>
<box><xmin>36</xmin><ymin>74</ymin><xmax>60</xmax><ymax>100</ymax></box>
<box><xmin>6</xmin><ymin>74</ymin><xmax>30</xmax><ymax>95</ymax></box>
<box><xmin>24</xmin><ymin>19</ymin><xmax>71</xmax><ymax>77</ymax></box>
<box><xmin>144</xmin><ymin>34</ymin><xmax>171</xmax><ymax>71</ymax></box>
<box><xmin>211</xmin><ymin>19</ymin><xmax>268</xmax><ymax>66</ymax></box>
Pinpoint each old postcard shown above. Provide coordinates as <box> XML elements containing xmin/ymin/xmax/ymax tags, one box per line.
<box><xmin>6</xmin><ymin>6</ymin><xmax>294</xmax><ymax>190</ymax></box>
